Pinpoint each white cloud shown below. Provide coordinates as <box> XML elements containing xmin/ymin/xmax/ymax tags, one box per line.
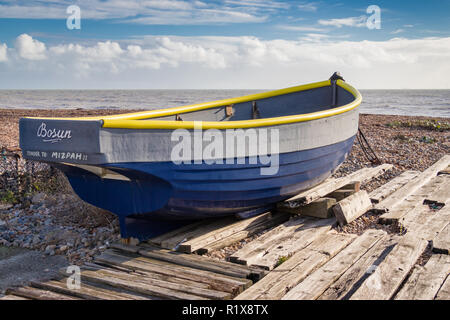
<box><xmin>224</xmin><ymin>0</ymin><xmax>289</xmax><ymax>9</ymax></box>
<box><xmin>391</xmin><ymin>29</ymin><xmax>405</xmax><ymax>35</ymax></box>
<box><xmin>2</xmin><ymin>34</ymin><xmax>450</xmax><ymax>89</ymax></box>
<box><xmin>318</xmin><ymin>16</ymin><xmax>367</xmax><ymax>28</ymax></box>
<box><xmin>277</xmin><ymin>25</ymin><xmax>326</xmax><ymax>32</ymax></box>
<box><xmin>298</xmin><ymin>2</ymin><xmax>318</xmax><ymax>12</ymax></box>
<box><xmin>15</xmin><ymin>34</ymin><xmax>47</xmax><ymax>60</ymax></box>
<box><xmin>0</xmin><ymin>43</ymin><xmax>7</xmax><ymax>62</ymax></box>
<box><xmin>0</xmin><ymin>0</ymin><xmax>280</xmax><ymax>24</ymax></box>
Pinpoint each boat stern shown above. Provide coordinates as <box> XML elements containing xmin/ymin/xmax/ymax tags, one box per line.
<box><xmin>19</xmin><ymin>117</ymin><xmax>104</xmax><ymax>165</ymax></box>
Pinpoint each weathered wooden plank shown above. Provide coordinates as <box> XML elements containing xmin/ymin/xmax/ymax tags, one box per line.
<box><xmin>73</xmin><ymin>269</ymin><xmax>210</xmax><ymax>300</ymax></box>
<box><xmin>349</xmin><ymin>234</ymin><xmax>428</xmax><ymax>300</ymax></box>
<box><xmin>433</xmin><ymin>223</ymin><xmax>450</xmax><ymax>254</ymax></box>
<box><xmin>148</xmin><ymin>220</ymin><xmax>207</xmax><ymax>247</ymax></box>
<box><xmin>30</xmin><ymin>279</ymin><xmax>149</xmax><ymax>300</ymax></box>
<box><xmin>278</xmin><ymin>198</ymin><xmax>336</xmax><ymax>218</ymax></box>
<box><xmin>161</xmin><ymin>217</ymin><xmax>237</xmax><ymax>250</ymax></box>
<box><xmin>229</xmin><ymin>216</ymin><xmax>310</xmax><ymax>264</ymax></box>
<box><xmin>178</xmin><ymin>212</ymin><xmax>289</xmax><ymax>254</ymax></box>
<box><xmin>94</xmin><ymin>251</ymin><xmax>251</xmax><ymax>294</ymax></box>
<box><xmin>376</xmin><ymin>155</ymin><xmax>450</xmax><ymax>215</ymax></box>
<box><xmin>394</xmin><ymin>254</ymin><xmax>450</xmax><ymax>300</ymax></box>
<box><xmin>235</xmin><ymin>232</ymin><xmax>355</xmax><ymax>300</ymax></box>
<box><xmin>82</xmin><ymin>263</ymin><xmax>213</xmax><ymax>291</ymax></box>
<box><xmin>136</xmin><ymin>248</ymin><xmax>263</xmax><ymax>280</ymax></box>
<box><xmin>326</xmin><ymin>189</ymin><xmax>356</xmax><ymax>202</ymax></box>
<box><xmin>250</xmin><ymin>218</ymin><xmax>335</xmax><ymax>270</ymax></box>
<box><xmin>318</xmin><ymin>235</ymin><xmax>394</xmax><ymax>300</ymax></box>
<box><xmin>0</xmin><ymin>295</ymin><xmax>30</xmax><ymax>300</ymax></box>
<box><xmin>281</xmin><ymin>229</ymin><xmax>386</xmax><ymax>300</ymax></box>
<box><xmin>94</xmin><ymin>267</ymin><xmax>230</xmax><ymax>300</ymax></box>
<box><xmin>333</xmin><ymin>190</ymin><xmax>373</xmax><ymax>226</ymax></box>
<box><xmin>380</xmin><ymin>175</ymin><xmax>449</xmax><ymax>224</ymax></box>
<box><xmin>286</xmin><ymin>164</ymin><xmax>393</xmax><ymax>204</ymax></box>
<box><xmin>111</xmin><ymin>243</ymin><xmax>250</xmax><ymax>279</ymax></box>
<box><xmin>369</xmin><ymin>170</ymin><xmax>420</xmax><ymax>203</ymax></box>
<box><xmin>201</xmin><ymin>214</ymin><xmax>286</xmax><ymax>256</ymax></box>
<box><xmin>437</xmin><ymin>164</ymin><xmax>450</xmax><ymax>176</ymax></box>
<box><xmin>341</xmin><ymin>181</ymin><xmax>361</xmax><ymax>192</ymax></box>
<box><xmin>230</xmin><ymin>217</ymin><xmax>334</xmax><ymax>270</ymax></box>
<box><xmin>435</xmin><ymin>275</ymin><xmax>450</xmax><ymax>300</ymax></box>
<box><xmin>6</xmin><ymin>286</ymin><xmax>81</xmax><ymax>300</ymax></box>
<box><xmin>423</xmin><ymin>177</ymin><xmax>450</xmax><ymax>205</ymax></box>
<box><xmin>201</xmin><ymin>212</ymin><xmax>290</xmax><ymax>255</ymax></box>
<box><xmin>402</xmin><ymin>201</ymin><xmax>450</xmax><ymax>241</ymax></box>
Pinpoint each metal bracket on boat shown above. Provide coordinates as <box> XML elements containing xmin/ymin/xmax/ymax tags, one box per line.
<box><xmin>225</xmin><ymin>104</ymin><xmax>234</xmax><ymax>118</ymax></box>
<box><xmin>252</xmin><ymin>101</ymin><xmax>260</xmax><ymax>119</ymax></box>
<box><xmin>175</xmin><ymin>114</ymin><xmax>183</xmax><ymax>121</ymax></box>
<box><xmin>330</xmin><ymin>72</ymin><xmax>344</xmax><ymax>107</ymax></box>
<box><xmin>329</xmin><ymin>72</ymin><xmax>344</xmax><ymax>82</ymax></box>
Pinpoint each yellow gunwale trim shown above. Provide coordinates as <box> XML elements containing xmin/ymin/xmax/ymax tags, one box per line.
<box><xmin>26</xmin><ymin>79</ymin><xmax>362</xmax><ymax>130</ymax></box>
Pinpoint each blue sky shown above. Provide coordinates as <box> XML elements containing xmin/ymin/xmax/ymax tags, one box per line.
<box><xmin>0</xmin><ymin>0</ymin><xmax>449</xmax><ymax>89</ymax></box>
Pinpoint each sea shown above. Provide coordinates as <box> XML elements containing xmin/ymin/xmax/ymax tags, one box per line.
<box><xmin>0</xmin><ymin>89</ymin><xmax>449</xmax><ymax>118</ymax></box>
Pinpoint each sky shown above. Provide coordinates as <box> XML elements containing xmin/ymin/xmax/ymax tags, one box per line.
<box><xmin>0</xmin><ymin>0</ymin><xmax>449</xmax><ymax>89</ymax></box>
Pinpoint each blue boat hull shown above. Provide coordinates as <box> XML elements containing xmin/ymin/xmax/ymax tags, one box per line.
<box><xmin>56</xmin><ymin>135</ymin><xmax>355</xmax><ymax>239</ymax></box>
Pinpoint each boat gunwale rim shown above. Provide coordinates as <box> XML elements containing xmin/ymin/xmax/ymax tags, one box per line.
<box><xmin>24</xmin><ymin>80</ymin><xmax>362</xmax><ymax>130</ymax></box>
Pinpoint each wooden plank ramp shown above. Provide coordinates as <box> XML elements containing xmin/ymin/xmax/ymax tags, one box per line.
<box><xmin>394</xmin><ymin>254</ymin><xmax>450</xmax><ymax>300</ymax></box>
<box><xmin>433</xmin><ymin>223</ymin><xmax>450</xmax><ymax>255</ymax></box>
<box><xmin>318</xmin><ymin>236</ymin><xmax>397</xmax><ymax>300</ymax></box>
<box><xmin>379</xmin><ymin>174</ymin><xmax>449</xmax><ymax>225</ymax></box>
<box><xmin>3</xmin><ymin>156</ymin><xmax>449</xmax><ymax>301</ymax></box>
<box><xmin>369</xmin><ymin>170</ymin><xmax>420</xmax><ymax>203</ymax></box>
<box><xmin>377</xmin><ymin>155</ymin><xmax>450</xmax><ymax>223</ymax></box>
<box><xmin>349</xmin><ymin>233</ymin><xmax>428</xmax><ymax>300</ymax></box>
<box><xmin>435</xmin><ymin>275</ymin><xmax>450</xmax><ymax>300</ymax></box>
<box><xmin>234</xmin><ymin>231</ymin><xmax>357</xmax><ymax>300</ymax></box>
<box><xmin>3</xmin><ymin>244</ymin><xmax>258</xmax><ymax>300</ymax></box>
<box><xmin>281</xmin><ymin>230</ymin><xmax>387</xmax><ymax>300</ymax></box>
<box><xmin>148</xmin><ymin>211</ymin><xmax>290</xmax><ymax>254</ymax></box>
<box><xmin>229</xmin><ymin>217</ymin><xmax>336</xmax><ymax>270</ymax></box>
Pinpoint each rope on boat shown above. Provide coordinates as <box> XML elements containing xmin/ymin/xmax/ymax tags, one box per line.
<box><xmin>356</xmin><ymin>128</ymin><xmax>382</xmax><ymax>164</ymax></box>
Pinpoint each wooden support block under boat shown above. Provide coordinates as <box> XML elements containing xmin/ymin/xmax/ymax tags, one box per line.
<box><xmin>333</xmin><ymin>190</ymin><xmax>373</xmax><ymax>226</ymax></box>
<box><xmin>285</xmin><ymin>164</ymin><xmax>393</xmax><ymax>204</ymax></box>
<box><xmin>277</xmin><ymin>197</ymin><xmax>336</xmax><ymax>218</ymax></box>
<box><xmin>341</xmin><ymin>181</ymin><xmax>361</xmax><ymax>192</ymax></box>
<box><xmin>326</xmin><ymin>189</ymin><xmax>356</xmax><ymax>202</ymax></box>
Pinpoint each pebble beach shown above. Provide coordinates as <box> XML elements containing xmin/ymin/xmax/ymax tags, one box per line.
<box><xmin>0</xmin><ymin>108</ymin><xmax>449</xmax><ymax>290</ymax></box>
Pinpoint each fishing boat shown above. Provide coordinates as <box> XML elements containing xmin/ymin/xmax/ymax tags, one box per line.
<box><xmin>19</xmin><ymin>73</ymin><xmax>362</xmax><ymax>240</ymax></box>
